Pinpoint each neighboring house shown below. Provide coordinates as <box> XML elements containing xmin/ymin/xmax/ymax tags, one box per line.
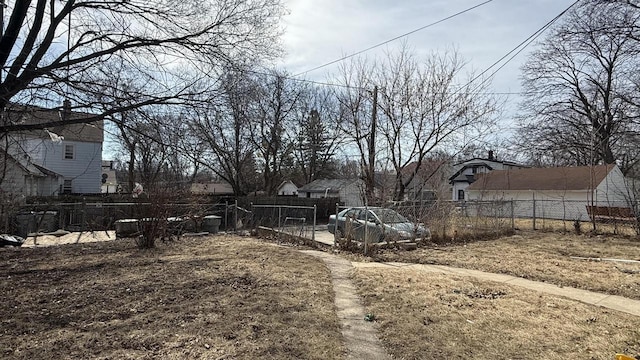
<box><xmin>101</xmin><ymin>160</ymin><xmax>118</xmax><ymax>193</ymax></box>
<box><xmin>400</xmin><ymin>159</ymin><xmax>451</xmax><ymax>201</ymax></box>
<box><xmin>190</xmin><ymin>182</ymin><xmax>235</xmax><ymax>195</ymax></box>
<box><xmin>0</xmin><ymin>150</ymin><xmax>61</xmax><ymax>198</ymax></box>
<box><xmin>449</xmin><ymin>151</ymin><xmax>526</xmax><ymax>201</ymax></box>
<box><xmin>466</xmin><ymin>164</ymin><xmax>630</xmax><ymax>221</ymax></box>
<box><xmin>297</xmin><ymin>178</ymin><xmax>364</xmax><ymax>207</ymax></box>
<box><xmin>5</xmin><ymin>103</ymin><xmax>103</xmax><ymax>196</ymax></box>
<box><xmin>277</xmin><ymin>180</ymin><xmax>298</xmax><ymax>196</ymax></box>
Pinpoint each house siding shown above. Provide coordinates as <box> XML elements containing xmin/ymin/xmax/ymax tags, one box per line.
<box><xmin>466</xmin><ymin>168</ymin><xmax>632</xmax><ymax>221</ymax></box>
<box><xmin>0</xmin><ymin>159</ymin><xmax>29</xmax><ymax>197</ymax></box>
<box><xmin>278</xmin><ymin>182</ymin><xmax>298</xmax><ymax>196</ymax></box>
<box><xmin>24</xmin><ymin>138</ymin><xmax>102</xmax><ymax>194</ymax></box>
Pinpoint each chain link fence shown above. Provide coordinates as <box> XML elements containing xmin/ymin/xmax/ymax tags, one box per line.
<box><xmin>3</xmin><ymin>197</ymin><xmax>638</xmax><ymax>245</ymax></box>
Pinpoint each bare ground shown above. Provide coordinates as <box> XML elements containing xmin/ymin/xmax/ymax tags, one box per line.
<box><xmin>371</xmin><ymin>231</ymin><xmax>640</xmax><ymax>300</ymax></box>
<box><xmin>0</xmin><ymin>235</ymin><xmax>344</xmax><ymax>360</ymax></box>
<box><xmin>353</xmin><ymin>267</ymin><xmax>640</xmax><ymax>359</ymax></box>
<box><xmin>2</xmin><ymin>230</ymin><xmax>640</xmax><ymax>359</ymax></box>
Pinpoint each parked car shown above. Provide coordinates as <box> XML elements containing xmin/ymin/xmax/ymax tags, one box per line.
<box><xmin>328</xmin><ymin>207</ymin><xmax>430</xmax><ymax>243</ymax></box>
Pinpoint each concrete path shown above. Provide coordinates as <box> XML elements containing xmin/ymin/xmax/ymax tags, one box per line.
<box><xmin>301</xmin><ymin>250</ymin><xmax>391</xmax><ymax>360</ymax></box>
<box><xmin>354</xmin><ymin>262</ymin><xmax>640</xmax><ymax>317</ymax></box>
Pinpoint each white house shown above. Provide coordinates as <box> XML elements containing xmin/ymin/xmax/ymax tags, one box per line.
<box><xmin>5</xmin><ymin>103</ymin><xmax>103</xmax><ymax>196</ymax></box>
<box><xmin>277</xmin><ymin>180</ymin><xmax>298</xmax><ymax>196</ymax></box>
<box><xmin>297</xmin><ymin>178</ymin><xmax>364</xmax><ymax>207</ymax></box>
<box><xmin>466</xmin><ymin>164</ymin><xmax>631</xmax><ymax>221</ymax></box>
<box><xmin>449</xmin><ymin>151</ymin><xmax>526</xmax><ymax>201</ymax></box>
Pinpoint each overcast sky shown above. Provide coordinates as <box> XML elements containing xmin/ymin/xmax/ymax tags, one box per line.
<box><xmin>278</xmin><ymin>0</ymin><xmax>577</xmax><ymax>126</ymax></box>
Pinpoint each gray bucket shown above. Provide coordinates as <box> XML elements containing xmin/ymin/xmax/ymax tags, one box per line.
<box><xmin>202</xmin><ymin>215</ymin><xmax>221</xmax><ymax>234</ymax></box>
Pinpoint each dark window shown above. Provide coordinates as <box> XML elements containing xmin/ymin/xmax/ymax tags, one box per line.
<box><xmin>457</xmin><ymin>189</ymin><xmax>465</xmax><ymax>201</ymax></box>
<box><xmin>62</xmin><ymin>179</ymin><xmax>72</xmax><ymax>194</ymax></box>
<box><xmin>64</xmin><ymin>144</ymin><xmax>74</xmax><ymax>159</ymax></box>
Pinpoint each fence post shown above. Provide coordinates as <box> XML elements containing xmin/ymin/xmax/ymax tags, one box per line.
<box><xmin>510</xmin><ymin>199</ymin><xmax>515</xmax><ymax>231</ymax></box>
<box><xmin>234</xmin><ymin>199</ymin><xmax>238</xmax><ymax>232</ymax></box>
<box><xmin>225</xmin><ymin>201</ymin><xmax>228</xmax><ymax>231</ymax></box>
<box><xmin>364</xmin><ymin>204</ymin><xmax>368</xmax><ymax>256</ymax></box>
<box><xmin>82</xmin><ymin>198</ymin><xmax>87</xmax><ymax>232</ymax></box>
<box><xmin>278</xmin><ymin>206</ymin><xmax>282</xmax><ymax>230</ymax></box>
<box><xmin>532</xmin><ymin>193</ymin><xmax>536</xmax><ymax>230</ymax></box>
<box><xmin>250</xmin><ymin>202</ymin><xmax>254</xmax><ymax>229</ymax></box>
<box><xmin>334</xmin><ymin>202</ymin><xmax>339</xmax><ymax>247</ymax></box>
<box><xmin>312</xmin><ymin>205</ymin><xmax>317</xmax><ymax>246</ymax></box>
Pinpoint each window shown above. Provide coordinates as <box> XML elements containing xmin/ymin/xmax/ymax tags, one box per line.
<box><xmin>457</xmin><ymin>189</ymin><xmax>465</xmax><ymax>201</ymax></box>
<box><xmin>64</xmin><ymin>144</ymin><xmax>74</xmax><ymax>159</ymax></box>
<box><xmin>62</xmin><ymin>179</ymin><xmax>72</xmax><ymax>194</ymax></box>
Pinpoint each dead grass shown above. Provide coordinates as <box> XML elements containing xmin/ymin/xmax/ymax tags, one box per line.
<box><xmin>373</xmin><ymin>231</ymin><xmax>640</xmax><ymax>300</ymax></box>
<box><xmin>0</xmin><ymin>235</ymin><xmax>344</xmax><ymax>360</ymax></box>
<box><xmin>353</xmin><ymin>267</ymin><xmax>640</xmax><ymax>359</ymax></box>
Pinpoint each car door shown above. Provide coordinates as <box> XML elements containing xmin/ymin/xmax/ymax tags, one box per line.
<box><xmin>353</xmin><ymin>210</ymin><xmax>384</xmax><ymax>243</ymax></box>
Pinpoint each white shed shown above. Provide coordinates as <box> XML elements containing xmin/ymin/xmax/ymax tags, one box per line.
<box><xmin>277</xmin><ymin>180</ymin><xmax>298</xmax><ymax>196</ymax></box>
<box><xmin>297</xmin><ymin>179</ymin><xmax>364</xmax><ymax>207</ymax></box>
<box><xmin>466</xmin><ymin>164</ymin><xmax>631</xmax><ymax>221</ymax></box>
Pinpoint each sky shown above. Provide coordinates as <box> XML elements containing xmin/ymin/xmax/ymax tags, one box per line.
<box><xmin>277</xmin><ymin>0</ymin><xmax>577</xmax><ymax>129</ymax></box>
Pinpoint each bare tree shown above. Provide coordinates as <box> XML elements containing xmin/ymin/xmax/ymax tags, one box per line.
<box><xmin>0</xmin><ymin>0</ymin><xmax>285</xmax><ymax>133</ymax></box>
<box><xmin>333</xmin><ymin>58</ymin><xmax>377</xmax><ymax>201</ymax></box>
<box><xmin>249</xmin><ymin>70</ymin><xmax>303</xmax><ymax>195</ymax></box>
<box><xmin>188</xmin><ymin>70</ymin><xmax>259</xmax><ymax>195</ymax></box>
<box><xmin>334</xmin><ymin>46</ymin><xmax>499</xmax><ymax>202</ymax></box>
<box><xmin>517</xmin><ymin>0</ymin><xmax>640</xmax><ymax>174</ymax></box>
<box><xmin>375</xmin><ymin>47</ymin><xmax>498</xmax><ymax>201</ymax></box>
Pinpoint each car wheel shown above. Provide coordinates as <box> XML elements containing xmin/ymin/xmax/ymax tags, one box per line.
<box><xmin>335</xmin><ymin>228</ymin><xmax>344</xmax><ymax>239</ymax></box>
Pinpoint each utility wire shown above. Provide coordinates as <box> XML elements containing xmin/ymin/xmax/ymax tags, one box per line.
<box><xmin>293</xmin><ymin>0</ymin><xmax>495</xmax><ymax>77</ymax></box>
<box><xmin>215</xmin><ymin>1</ymin><xmax>581</xmax><ymax>98</ymax></box>
<box><xmin>462</xmin><ymin>0</ymin><xmax>581</xmax><ymax>94</ymax></box>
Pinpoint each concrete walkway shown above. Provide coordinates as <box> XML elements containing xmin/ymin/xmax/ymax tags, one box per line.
<box><xmin>354</xmin><ymin>262</ymin><xmax>640</xmax><ymax>317</ymax></box>
<box><xmin>301</xmin><ymin>250</ymin><xmax>391</xmax><ymax>360</ymax></box>
<box><xmin>299</xmin><ymin>249</ymin><xmax>639</xmax><ymax>360</ymax></box>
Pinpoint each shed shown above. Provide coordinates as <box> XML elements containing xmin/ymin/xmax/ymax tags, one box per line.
<box><xmin>297</xmin><ymin>179</ymin><xmax>364</xmax><ymax>207</ymax></box>
<box><xmin>466</xmin><ymin>164</ymin><xmax>631</xmax><ymax>221</ymax></box>
<box><xmin>277</xmin><ymin>180</ymin><xmax>298</xmax><ymax>196</ymax></box>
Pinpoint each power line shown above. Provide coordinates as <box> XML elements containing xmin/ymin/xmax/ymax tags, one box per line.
<box><xmin>462</xmin><ymin>0</ymin><xmax>581</xmax><ymax>94</ymax></box>
<box><xmin>292</xmin><ymin>0</ymin><xmax>496</xmax><ymax>77</ymax></box>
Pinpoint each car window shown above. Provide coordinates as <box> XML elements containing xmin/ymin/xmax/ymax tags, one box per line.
<box><xmin>343</xmin><ymin>209</ymin><xmax>358</xmax><ymax>218</ymax></box>
<box><xmin>374</xmin><ymin>209</ymin><xmax>408</xmax><ymax>223</ymax></box>
<box><xmin>357</xmin><ymin>210</ymin><xmax>375</xmax><ymax>221</ymax></box>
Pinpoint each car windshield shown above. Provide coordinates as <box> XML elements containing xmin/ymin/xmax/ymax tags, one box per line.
<box><xmin>373</xmin><ymin>209</ymin><xmax>408</xmax><ymax>224</ymax></box>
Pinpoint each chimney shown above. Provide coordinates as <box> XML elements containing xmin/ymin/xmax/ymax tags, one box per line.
<box><xmin>61</xmin><ymin>99</ymin><xmax>71</xmax><ymax>121</ymax></box>
<box><xmin>63</xmin><ymin>99</ymin><xmax>71</xmax><ymax>112</ymax></box>
<box><xmin>488</xmin><ymin>150</ymin><xmax>494</xmax><ymax>161</ymax></box>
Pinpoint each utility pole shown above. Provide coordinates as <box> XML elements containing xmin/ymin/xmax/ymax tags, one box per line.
<box><xmin>367</xmin><ymin>85</ymin><xmax>377</xmax><ymax>203</ymax></box>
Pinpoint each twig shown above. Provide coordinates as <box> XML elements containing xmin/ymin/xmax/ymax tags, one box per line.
<box><xmin>570</xmin><ymin>256</ymin><xmax>640</xmax><ymax>264</ymax></box>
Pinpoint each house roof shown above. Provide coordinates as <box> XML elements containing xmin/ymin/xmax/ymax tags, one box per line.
<box><xmin>453</xmin><ymin>157</ymin><xmax>523</xmax><ymax>167</ymax></box>
<box><xmin>277</xmin><ymin>180</ymin><xmax>298</xmax><ymax>189</ymax></box>
<box><xmin>190</xmin><ymin>182</ymin><xmax>234</xmax><ymax>195</ymax></box>
<box><xmin>298</xmin><ymin>179</ymin><xmax>361</xmax><ymax>193</ymax></box>
<box><xmin>0</xmin><ymin>150</ymin><xmax>60</xmax><ymax>178</ymax></box>
<box><xmin>467</xmin><ymin>165</ymin><xmax>617</xmax><ymax>191</ymax></box>
<box><xmin>449</xmin><ymin>158</ymin><xmax>528</xmax><ymax>183</ymax></box>
<box><xmin>5</xmin><ymin>104</ymin><xmax>103</xmax><ymax>143</ymax></box>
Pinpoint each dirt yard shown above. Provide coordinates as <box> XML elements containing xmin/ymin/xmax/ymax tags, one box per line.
<box><xmin>353</xmin><ymin>267</ymin><xmax>640</xmax><ymax>359</ymax></box>
<box><xmin>372</xmin><ymin>231</ymin><xmax>640</xmax><ymax>300</ymax></box>
<box><xmin>0</xmin><ymin>235</ymin><xmax>344</xmax><ymax>360</ymax></box>
<box><xmin>2</xmin><ymin>231</ymin><xmax>640</xmax><ymax>359</ymax></box>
